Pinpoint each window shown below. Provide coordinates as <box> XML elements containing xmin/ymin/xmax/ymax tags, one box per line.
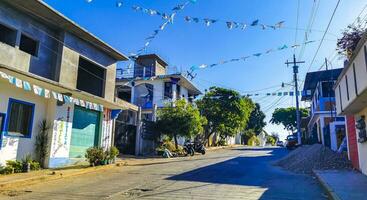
<box><xmin>321</xmin><ymin>82</ymin><xmax>335</xmax><ymax>97</ymax></box>
<box><xmin>5</xmin><ymin>98</ymin><xmax>35</xmax><ymax>138</ymax></box>
<box><xmin>0</xmin><ymin>113</ymin><xmax>5</xmax><ymax>132</ymax></box>
<box><xmin>19</xmin><ymin>34</ymin><xmax>38</xmax><ymax>56</ymax></box>
<box><xmin>77</xmin><ymin>57</ymin><xmax>106</xmax><ymax>97</ymax></box>
<box><xmin>176</xmin><ymin>84</ymin><xmax>181</xmax><ymax>99</ymax></box>
<box><xmin>0</xmin><ymin>23</ymin><xmax>17</xmax><ymax>46</ymax></box>
<box><xmin>364</xmin><ymin>46</ymin><xmax>367</xmax><ymax>72</ymax></box>
<box><xmin>345</xmin><ymin>75</ymin><xmax>349</xmax><ymax>101</ymax></box>
<box><xmin>353</xmin><ymin>63</ymin><xmax>358</xmax><ymax>96</ymax></box>
<box><xmin>338</xmin><ymin>85</ymin><xmax>343</xmax><ymax>111</ymax></box>
<box><xmin>164</xmin><ymin>82</ymin><xmax>172</xmax><ymax>99</ymax></box>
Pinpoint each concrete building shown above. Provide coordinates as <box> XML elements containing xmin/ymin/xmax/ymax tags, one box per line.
<box><xmin>0</xmin><ymin>0</ymin><xmax>137</xmax><ymax>168</ymax></box>
<box><xmin>334</xmin><ymin>33</ymin><xmax>367</xmax><ymax>174</ymax></box>
<box><xmin>302</xmin><ymin>69</ymin><xmax>346</xmax><ymax>151</ymax></box>
<box><xmin>116</xmin><ymin>54</ymin><xmax>202</xmax><ymax>155</ymax></box>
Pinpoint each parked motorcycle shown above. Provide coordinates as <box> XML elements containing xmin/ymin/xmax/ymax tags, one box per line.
<box><xmin>194</xmin><ymin>142</ymin><xmax>206</xmax><ymax>155</ymax></box>
<box><xmin>183</xmin><ymin>141</ymin><xmax>195</xmax><ymax>156</ymax></box>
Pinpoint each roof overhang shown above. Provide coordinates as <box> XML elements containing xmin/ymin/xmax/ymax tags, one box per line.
<box><xmin>0</xmin><ymin>64</ymin><xmax>138</xmax><ymax>111</ymax></box>
<box><xmin>3</xmin><ymin>0</ymin><xmax>128</xmax><ymax>61</ymax></box>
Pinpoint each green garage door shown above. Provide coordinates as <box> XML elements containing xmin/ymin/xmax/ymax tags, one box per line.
<box><xmin>69</xmin><ymin>106</ymin><xmax>100</xmax><ymax>158</ymax></box>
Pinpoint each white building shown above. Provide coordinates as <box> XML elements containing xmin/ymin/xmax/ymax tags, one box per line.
<box><xmin>334</xmin><ymin>33</ymin><xmax>367</xmax><ymax>174</ymax></box>
<box><xmin>0</xmin><ymin>0</ymin><xmax>136</xmax><ymax>168</ymax></box>
<box><xmin>116</xmin><ymin>54</ymin><xmax>201</xmax><ymax>154</ymax></box>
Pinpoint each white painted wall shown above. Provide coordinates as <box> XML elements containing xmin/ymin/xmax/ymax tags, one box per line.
<box><xmin>0</xmin><ymin>81</ymin><xmax>48</xmax><ymax>166</ymax></box>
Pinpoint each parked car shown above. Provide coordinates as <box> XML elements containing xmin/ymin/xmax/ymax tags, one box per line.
<box><xmin>285</xmin><ymin>135</ymin><xmax>298</xmax><ymax>150</ymax></box>
<box><xmin>276</xmin><ymin>141</ymin><xmax>284</xmax><ymax>147</ymax></box>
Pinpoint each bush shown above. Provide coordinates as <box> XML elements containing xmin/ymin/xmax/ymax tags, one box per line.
<box><xmin>0</xmin><ymin>166</ymin><xmax>14</xmax><ymax>175</ymax></box>
<box><xmin>248</xmin><ymin>136</ymin><xmax>260</xmax><ymax>146</ymax></box>
<box><xmin>267</xmin><ymin>136</ymin><xmax>276</xmax><ymax>146</ymax></box>
<box><xmin>6</xmin><ymin>160</ymin><xmax>22</xmax><ymax>173</ymax></box>
<box><xmin>109</xmin><ymin>146</ymin><xmax>119</xmax><ymax>159</ymax></box>
<box><xmin>30</xmin><ymin>161</ymin><xmax>41</xmax><ymax>171</ymax></box>
<box><xmin>85</xmin><ymin>147</ymin><xmax>104</xmax><ymax>166</ymax></box>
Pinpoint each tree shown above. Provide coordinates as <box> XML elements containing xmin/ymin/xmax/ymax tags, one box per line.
<box><xmin>270</xmin><ymin>107</ymin><xmax>308</xmax><ymax>132</ymax></box>
<box><xmin>197</xmin><ymin>87</ymin><xmax>254</xmax><ymax>145</ymax></box>
<box><xmin>150</xmin><ymin>99</ymin><xmax>206</xmax><ymax>149</ymax></box>
<box><xmin>242</xmin><ymin>101</ymin><xmax>266</xmax><ymax>144</ymax></box>
<box><xmin>337</xmin><ymin>23</ymin><xmax>366</xmax><ymax>57</ymax></box>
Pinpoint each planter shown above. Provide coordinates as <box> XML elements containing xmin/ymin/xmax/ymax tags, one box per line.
<box><xmin>22</xmin><ymin>163</ymin><xmax>30</xmax><ymax>173</ymax></box>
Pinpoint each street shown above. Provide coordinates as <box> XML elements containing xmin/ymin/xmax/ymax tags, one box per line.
<box><xmin>0</xmin><ymin>147</ymin><xmax>325</xmax><ymax>200</ymax></box>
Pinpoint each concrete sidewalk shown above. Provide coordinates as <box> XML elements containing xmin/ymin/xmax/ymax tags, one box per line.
<box><xmin>313</xmin><ymin>169</ymin><xmax>367</xmax><ymax>200</ymax></box>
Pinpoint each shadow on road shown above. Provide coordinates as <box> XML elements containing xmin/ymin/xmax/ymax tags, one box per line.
<box><xmin>166</xmin><ymin>148</ymin><xmax>324</xmax><ymax>200</ymax></box>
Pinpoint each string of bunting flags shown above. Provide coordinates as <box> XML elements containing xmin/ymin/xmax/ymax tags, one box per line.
<box><xmin>190</xmin><ymin>40</ymin><xmax>317</xmax><ymax>71</ymax></box>
<box><xmin>130</xmin><ymin>4</ymin><xmax>285</xmax><ymax>31</ymax></box>
<box><xmin>133</xmin><ymin>0</ymin><xmax>197</xmax><ymax>55</ymax></box>
<box><xmin>0</xmin><ymin>71</ymin><xmax>104</xmax><ymax>112</ymax></box>
<box><xmin>243</xmin><ymin>90</ymin><xmax>310</xmax><ymax>97</ymax></box>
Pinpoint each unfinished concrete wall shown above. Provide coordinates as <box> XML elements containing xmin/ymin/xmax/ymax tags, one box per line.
<box><xmin>0</xmin><ymin>1</ymin><xmax>59</xmax><ymax>80</ymax></box>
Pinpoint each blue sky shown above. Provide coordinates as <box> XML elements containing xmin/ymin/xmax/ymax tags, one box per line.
<box><xmin>45</xmin><ymin>0</ymin><xmax>367</xmax><ymax>140</ymax></box>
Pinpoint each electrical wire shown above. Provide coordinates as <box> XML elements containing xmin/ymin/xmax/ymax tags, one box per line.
<box><xmin>306</xmin><ymin>0</ymin><xmax>342</xmax><ymax>73</ymax></box>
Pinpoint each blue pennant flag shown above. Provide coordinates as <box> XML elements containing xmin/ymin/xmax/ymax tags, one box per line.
<box><xmin>251</xmin><ymin>19</ymin><xmax>259</xmax><ymax>26</ymax></box>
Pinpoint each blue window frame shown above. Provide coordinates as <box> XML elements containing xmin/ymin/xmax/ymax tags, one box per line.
<box><xmin>4</xmin><ymin>98</ymin><xmax>35</xmax><ymax>138</ymax></box>
<box><xmin>0</xmin><ymin>113</ymin><xmax>5</xmax><ymax>149</ymax></box>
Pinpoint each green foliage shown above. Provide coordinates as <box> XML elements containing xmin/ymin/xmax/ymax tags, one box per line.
<box><xmin>0</xmin><ymin>166</ymin><xmax>14</xmax><ymax>175</ymax></box>
<box><xmin>242</xmin><ymin>129</ymin><xmax>256</xmax><ymax>144</ymax></box>
<box><xmin>21</xmin><ymin>154</ymin><xmax>32</xmax><ymax>164</ymax></box>
<box><xmin>197</xmin><ymin>87</ymin><xmax>254</xmax><ymax>144</ymax></box>
<box><xmin>85</xmin><ymin>147</ymin><xmax>104</xmax><ymax>166</ymax></box>
<box><xmin>30</xmin><ymin>161</ymin><xmax>41</xmax><ymax>171</ymax></box>
<box><xmin>35</xmin><ymin>119</ymin><xmax>51</xmax><ymax>168</ymax></box>
<box><xmin>149</xmin><ymin>99</ymin><xmax>206</xmax><ymax>149</ymax></box>
<box><xmin>246</xmin><ymin>102</ymin><xmax>266</xmax><ymax>135</ymax></box>
<box><xmin>6</xmin><ymin>160</ymin><xmax>23</xmax><ymax>173</ymax></box>
<box><xmin>109</xmin><ymin>146</ymin><xmax>120</xmax><ymax>159</ymax></box>
<box><xmin>270</xmin><ymin>107</ymin><xmax>309</xmax><ymax>132</ymax></box>
<box><xmin>247</xmin><ymin>135</ymin><xmax>260</xmax><ymax>146</ymax></box>
<box><xmin>267</xmin><ymin>136</ymin><xmax>276</xmax><ymax>146</ymax></box>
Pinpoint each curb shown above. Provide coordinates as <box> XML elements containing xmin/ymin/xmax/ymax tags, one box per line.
<box><xmin>0</xmin><ymin>164</ymin><xmax>117</xmax><ymax>190</ymax></box>
<box><xmin>312</xmin><ymin>170</ymin><xmax>341</xmax><ymax>200</ymax></box>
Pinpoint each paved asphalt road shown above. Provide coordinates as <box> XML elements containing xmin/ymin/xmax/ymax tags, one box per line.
<box><xmin>0</xmin><ymin>147</ymin><xmax>326</xmax><ymax>200</ymax></box>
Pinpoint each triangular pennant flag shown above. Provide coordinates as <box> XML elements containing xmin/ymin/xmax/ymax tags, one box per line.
<box><xmin>7</xmin><ymin>75</ymin><xmax>15</xmax><ymax>84</ymax></box>
<box><xmin>199</xmin><ymin>64</ymin><xmax>208</xmax><ymax>69</ymax></box>
<box><xmin>253</xmin><ymin>53</ymin><xmax>262</xmax><ymax>57</ymax></box>
<box><xmin>278</xmin><ymin>45</ymin><xmax>288</xmax><ymax>50</ymax></box>
<box><xmin>226</xmin><ymin>22</ymin><xmax>234</xmax><ymax>30</ymax></box>
<box><xmin>132</xmin><ymin>6</ymin><xmax>141</xmax><ymax>11</ymax></box>
<box><xmin>304</xmin><ymin>40</ymin><xmax>315</xmax><ymax>44</ymax></box>
<box><xmin>57</xmin><ymin>93</ymin><xmax>63</xmax><ymax>102</ymax></box>
<box><xmin>266</xmin><ymin>93</ymin><xmax>271</xmax><ymax>96</ymax></box>
<box><xmin>15</xmin><ymin>78</ymin><xmax>23</xmax><ymax>88</ymax></box>
<box><xmin>44</xmin><ymin>89</ymin><xmax>50</xmax><ymax>98</ymax></box>
<box><xmin>193</xmin><ymin>18</ymin><xmax>199</xmax><ymax>23</ymax></box>
<box><xmin>289</xmin><ymin>91</ymin><xmax>294</xmax><ymax>96</ymax></box>
<box><xmin>63</xmin><ymin>95</ymin><xmax>71</xmax><ymax>103</ymax></box>
<box><xmin>184</xmin><ymin>16</ymin><xmax>192</xmax><ymax>22</ymax></box>
<box><xmin>172</xmin><ymin>4</ymin><xmax>184</xmax><ymax>11</ymax></box>
<box><xmin>275</xmin><ymin>21</ymin><xmax>285</xmax><ymax>28</ymax></box>
<box><xmin>251</xmin><ymin>19</ymin><xmax>259</xmax><ymax>26</ymax></box>
<box><xmin>79</xmin><ymin>100</ymin><xmax>86</xmax><ymax>107</ymax></box>
<box><xmin>23</xmin><ymin>81</ymin><xmax>31</xmax><ymax>91</ymax></box>
<box><xmin>204</xmin><ymin>18</ymin><xmax>212</xmax><ymax>26</ymax></box>
<box><xmin>148</xmin><ymin>9</ymin><xmax>157</xmax><ymax>15</ymax></box>
<box><xmin>116</xmin><ymin>1</ymin><xmax>123</xmax><ymax>7</ymax></box>
<box><xmin>33</xmin><ymin>85</ymin><xmax>43</xmax><ymax>96</ymax></box>
<box><xmin>283</xmin><ymin>92</ymin><xmax>288</xmax><ymax>96</ymax></box>
<box><xmin>241</xmin><ymin>23</ymin><xmax>247</xmax><ymax>30</ymax></box>
<box><xmin>277</xmin><ymin>92</ymin><xmax>282</xmax><ymax>96</ymax></box>
<box><xmin>0</xmin><ymin>71</ymin><xmax>8</xmax><ymax>79</ymax></box>
<box><xmin>261</xmin><ymin>24</ymin><xmax>267</xmax><ymax>30</ymax></box>
<box><xmin>162</xmin><ymin>13</ymin><xmax>169</xmax><ymax>20</ymax></box>
<box><xmin>291</xmin><ymin>44</ymin><xmax>300</xmax><ymax>48</ymax></box>
<box><xmin>168</xmin><ymin>13</ymin><xmax>176</xmax><ymax>23</ymax></box>
<box><xmin>73</xmin><ymin>98</ymin><xmax>80</xmax><ymax>106</ymax></box>
<box><xmin>209</xmin><ymin>64</ymin><xmax>217</xmax><ymax>67</ymax></box>
<box><xmin>52</xmin><ymin>91</ymin><xmax>58</xmax><ymax>100</ymax></box>
<box><xmin>266</xmin><ymin>49</ymin><xmax>274</xmax><ymax>54</ymax></box>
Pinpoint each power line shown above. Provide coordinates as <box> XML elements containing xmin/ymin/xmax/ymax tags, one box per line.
<box><xmin>306</xmin><ymin>0</ymin><xmax>341</xmax><ymax>73</ymax></box>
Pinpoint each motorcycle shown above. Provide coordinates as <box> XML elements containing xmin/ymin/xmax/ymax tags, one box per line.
<box><xmin>194</xmin><ymin>142</ymin><xmax>206</xmax><ymax>155</ymax></box>
<box><xmin>183</xmin><ymin>141</ymin><xmax>195</xmax><ymax>156</ymax></box>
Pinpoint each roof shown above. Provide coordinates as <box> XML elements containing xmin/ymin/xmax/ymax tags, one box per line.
<box><xmin>3</xmin><ymin>0</ymin><xmax>128</xmax><ymax>61</ymax></box>
<box><xmin>136</xmin><ymin>54</ymin><xmax>168</xmax><ymax>67</ymax></box>
<box><xmin>301</xmin><ymin>68</ymin><xmax>343</xmax><ymax>101</ymax></box>
<box><xmin>116</xmin><ymin>73</ymin><xmax>202</xmax><ymax>96</ymax></box>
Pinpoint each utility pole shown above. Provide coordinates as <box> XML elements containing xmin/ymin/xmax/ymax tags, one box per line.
<box><xmin>285</xmin><ymin>54</ymin><xmax>305</xmax><ymax>145</ymax></box>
